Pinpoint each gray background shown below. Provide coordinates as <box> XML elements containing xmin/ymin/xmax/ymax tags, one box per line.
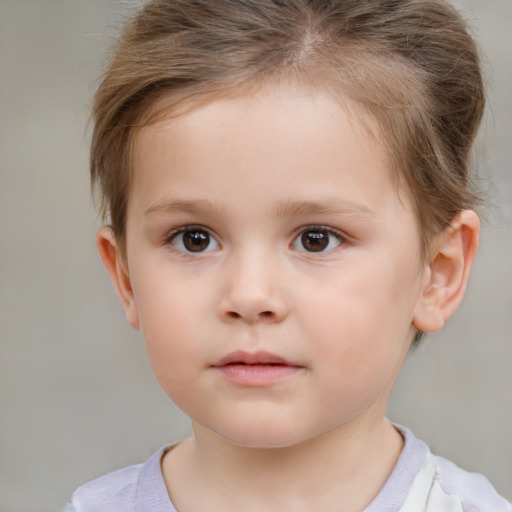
<box><xmin>0</xmin><ymin>1</ymin><xmax>510</xmax><ymax>511</ymax></box>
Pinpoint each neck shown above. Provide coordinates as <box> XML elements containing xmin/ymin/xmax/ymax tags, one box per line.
<box><xmin>163</xmin><ymin>416</ymin><xmax>404</xmax><ymax>512</ymax></box>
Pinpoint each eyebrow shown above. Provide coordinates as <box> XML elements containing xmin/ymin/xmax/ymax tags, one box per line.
<box><xmin>274</xmin><ymin>199</ymin><xmax>376</xmax><ymax>218</ymax></box>
<box><xmin>144</xmin><ymin>198</ymin><xmax>376</xmax><ymax>218</ymax></box>
<box><xmin>144</xmin><ymin>199</ymin><xmax>225</xmax><ymax>216</ymax></box>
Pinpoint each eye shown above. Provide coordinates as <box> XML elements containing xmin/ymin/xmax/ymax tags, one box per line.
<box><xmin>292</xmin><ymin>227</ymin><xmax>344</xmax><ymax>253</ymax></box>
<box><xmin>167</xmin><ymin>227</ymin><xmax>220</xmax><ymax>253</ymax></box>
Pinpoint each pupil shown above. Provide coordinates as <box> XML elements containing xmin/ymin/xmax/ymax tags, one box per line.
<box><xmin>183</xmin><ymin>230</ymin><xmax>210</xmax><ymax>252</ymax></box>
<box><xmin>302</xmin><ymin>230</ymin><xmax>328</xmax><ymax>252</ymax></box>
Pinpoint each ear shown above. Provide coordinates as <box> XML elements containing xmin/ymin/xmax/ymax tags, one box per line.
<box><xmin>412</xmin><ymin>210</ymin><xmax>480</xmax><ymax>333</ymax></box>
<box><xmin>96</xmin><ymin>226</ymin><xmax>140</xmax><ymax>329</ymax></box>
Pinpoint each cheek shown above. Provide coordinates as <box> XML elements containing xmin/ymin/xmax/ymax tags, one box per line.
<box><xmin>300</xmin><ymin>259</ymin><xmax>418</xmax><ymax>370</ymax></box>
<box><xmin>131</xmin><ymin>272</ymin><xmax>207</xmax><ymax>379</ymax></box>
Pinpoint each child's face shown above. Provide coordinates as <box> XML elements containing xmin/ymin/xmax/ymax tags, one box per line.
<box><xmin>120</xmin><ymin>84</ymin><xmax>428</xmax><ymax>447</ymax></box>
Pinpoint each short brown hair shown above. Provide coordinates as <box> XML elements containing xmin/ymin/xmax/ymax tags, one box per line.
<box><xmin>91</xmin><ymin>0</ymin><xmax>485</xmax><ymax>256</ymax></box>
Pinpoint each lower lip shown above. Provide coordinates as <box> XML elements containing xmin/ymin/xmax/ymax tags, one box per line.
<box><xmin>215</xmin><ymin>364</ymin><xmax>302</xmax><ymax>386</ymax></box>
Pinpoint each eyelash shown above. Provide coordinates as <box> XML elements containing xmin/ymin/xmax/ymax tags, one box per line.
<box><xmin>163</xmin><ymin>225</ymin><xmax>346</xmax><ymax>254</ymax></box>
<box><xmin>292</xmin><ymin>225</ymin><xmax>345</xmax><ymax>254</ymax></box>
<box><xmin>164</xmin><ymin>225</ymin><xmax>220</xmax><ymax>254</ymax></box>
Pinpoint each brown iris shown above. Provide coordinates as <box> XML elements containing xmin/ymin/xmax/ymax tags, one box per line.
<box><xmin>183</xmin><ymin>230</ymin><xmax>211</xmax><ymax>252</ymax></box>
<box><xmin>301</xmin><ymin>230</ymin><xmax>329</xmax><ymax>252</ymax></box>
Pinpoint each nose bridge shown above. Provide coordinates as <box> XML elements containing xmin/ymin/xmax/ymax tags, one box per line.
<box><xmin>218</xmin><ymin>243</ymin><xmax>287</xmax><ymax>323</ymax></box>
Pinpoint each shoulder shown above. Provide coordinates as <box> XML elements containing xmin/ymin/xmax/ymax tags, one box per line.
<box><xmin>386</xmin><ymin>426</ymin><xmax>511</xmax><ymax>512</ymax></box>
<box><xmin>65</xmin><ymin>463</ymin><xmax>142</xmax><ymax>512</ymax></box>
<box><xmin>64</xmin><ymin>445</ymin><xmax>175</xmax><ymax>512</ymax></box>
<box><xmin>431</xmin><ymin>453</ymin><xmax>512</xmax><ymax>512</ymax></box>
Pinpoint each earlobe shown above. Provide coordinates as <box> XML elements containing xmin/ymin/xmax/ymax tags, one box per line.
<box><xmin>412</xmin><ymin>210</ymin><xmax>480</xmax><ymax>333</ymax></box>
<box><xmin>96</xmin><ymin>226</ymin><xmax>140</xmax><ymax>329</ymax></box>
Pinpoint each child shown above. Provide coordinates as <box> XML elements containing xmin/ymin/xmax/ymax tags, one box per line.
<box><xmin>66</xmin><ymin>0</ymin><xmax>511</xmax><ymax>510</ymax></box>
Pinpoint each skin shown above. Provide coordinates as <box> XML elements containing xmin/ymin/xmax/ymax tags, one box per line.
<box><xmin>98</xmin><ymin>83</ymin><xmax>480</xmax><ymax>511</ymax></box>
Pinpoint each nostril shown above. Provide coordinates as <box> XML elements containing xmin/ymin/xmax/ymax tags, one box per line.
<box><xmin>225</xmin><ymin>310</ymin><xmax>274</xmax><ymax>321</ymax></box>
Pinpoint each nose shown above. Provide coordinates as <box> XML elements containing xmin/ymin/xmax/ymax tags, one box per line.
<box><xmin>217</xmin><ymin>250</ymin><xmax>288</xmax><ymax>324</ymax></box>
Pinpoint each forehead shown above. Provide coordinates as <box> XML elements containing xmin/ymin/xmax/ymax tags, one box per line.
<box><xmin>130</xmin><ymin>83</ymin><xmax>414</xmax><ymax>224</ymax></box>
<box><xmin>134</xmin><ymin>81</ymin><xmax>385</xmax><ymax>152</ymax></box>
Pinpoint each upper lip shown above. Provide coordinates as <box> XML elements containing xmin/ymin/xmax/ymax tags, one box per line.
<box><xmin>212</xmin><ymin>350</ymin><xmax>301</xmax><ymax>367</ymax></box>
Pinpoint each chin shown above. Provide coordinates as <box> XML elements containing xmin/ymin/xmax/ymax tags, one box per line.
<box><xmin>220</xmin><ymin>432</ymin><xmax>305</xmax><ymax>449</ymax></box>
<box><xmin>208</xmin><ymin>418</ymin><xmax>318</xmax><ymax>450</ymax></box>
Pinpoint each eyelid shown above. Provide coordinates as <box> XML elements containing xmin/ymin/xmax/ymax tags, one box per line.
<box><xmin>294</xmin><ymin>224</ymin><xmax>346</xmax><ymax>240</ymax></box>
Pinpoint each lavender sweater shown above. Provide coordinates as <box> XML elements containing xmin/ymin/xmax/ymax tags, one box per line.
<box><xmin>65</xmin><ymin>427</ymin><xmax>511</xmax><ymax>512</ymax></box>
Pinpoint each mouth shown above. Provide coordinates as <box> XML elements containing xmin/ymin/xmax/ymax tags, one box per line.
<box><xmin>212</xmin><ymin>350</ymin><xmax>303</xmax><ymax>386</ymax></box>
<box><xmin>213</xmin><ymin>350</ymin><xmax>299</xmax><ymax>367</ymax></box>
